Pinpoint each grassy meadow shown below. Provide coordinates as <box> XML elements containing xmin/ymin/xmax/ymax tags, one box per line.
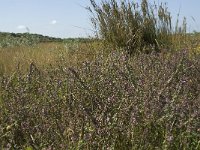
<box><xmin>0</xmin><ymin>0</ymin><xmax>200</xmax><ymax>149</ymax></box>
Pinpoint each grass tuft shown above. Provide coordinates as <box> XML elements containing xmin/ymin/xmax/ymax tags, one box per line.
<box><xmin>89</xmin><ymin>0</ymin><xmax>187</xmax><ymax>54</ymax></box>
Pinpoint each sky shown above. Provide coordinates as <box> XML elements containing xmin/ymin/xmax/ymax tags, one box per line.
<box><xmin>0</xmin><ymin>0</ymin><xmax>199</xmax><ymax>38</ymax></box>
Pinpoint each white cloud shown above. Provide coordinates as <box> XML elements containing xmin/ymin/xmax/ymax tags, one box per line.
<box><xmin>17</xmin><ymin>25</ymin><xmax>30</xmax><ymax>32</ymax></box>
<box><xmin>17</xmin><ymin>25</ymin><xmax>26</xmax><ymax>29</ymax></box>
<box><xmin>50</xmin><ymin>20</ymin><xmax>57</xmax><ymax>25</ymax></box>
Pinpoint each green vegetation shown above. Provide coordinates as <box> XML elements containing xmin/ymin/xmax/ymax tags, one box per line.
<box><xmin>89</xmin><ymin>0</ymin><xmax>187</xmax><ymax>54</ymax></box>
<box><xmin>0</xmin><ymin>32</ymin><xmax>63</xmax><ymax>48</ymax></box>
<box><xmin>0</xmin><ymin>0</ymin><xmax>200</xmax><ymax>149</ymax></box>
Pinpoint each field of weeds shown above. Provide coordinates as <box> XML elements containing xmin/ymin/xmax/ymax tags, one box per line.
<box><xmin>0</xmin><ymin>47</ymin><xmax>200</xmax><ymax>149</ymax></box>
<box><xmin>0</xmin><ymin>0</ymin><xmax>200</xmax><ymax>149</ymax></box>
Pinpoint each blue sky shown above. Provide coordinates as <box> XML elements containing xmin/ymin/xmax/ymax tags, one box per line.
<box><xmin>0</xmin><ymin>0</ymin><xmax>199</xmax><ymax>38</ymax></box>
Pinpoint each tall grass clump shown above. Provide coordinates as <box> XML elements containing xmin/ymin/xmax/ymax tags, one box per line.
<box><xmin>89</xmin><ymin>0</ymin><xmax>186</xmax><ymax>54</ymax></box>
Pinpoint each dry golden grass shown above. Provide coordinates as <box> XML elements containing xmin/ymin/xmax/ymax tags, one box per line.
<box><xmin>0</xmin><ymin>41</ymin><xmax>105</xmax><ymax>75</ymax></box>
<box><xmin>0</xmin><ymin>43</ymin><xmax>61</xmax><ymax>74</ymax></box>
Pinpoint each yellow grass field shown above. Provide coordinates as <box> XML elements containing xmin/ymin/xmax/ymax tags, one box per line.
<box><xmin>0</xmin><ymin>41</ymin><xmax>105</xmax><ymax>75</ymax></box>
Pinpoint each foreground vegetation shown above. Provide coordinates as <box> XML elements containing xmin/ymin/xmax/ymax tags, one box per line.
<box><xmin>0</xmin><ymin>0</ymin><xmax>200</xmax><ymax>149</ymax></box>
<box><xmin>0</xmin><ymin>49</ymin><xmax>200</xmax><ymax>149</ymax></box>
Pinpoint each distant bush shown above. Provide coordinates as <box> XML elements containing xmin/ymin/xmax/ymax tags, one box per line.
<box><xmin>0</xmin><ymin>33</ymin><xmax>38</xmax><ymax>48</ymax></box>
<box><xmin>0</xmin><ymin>32</ymin><xmax>63</xmax><ymax>48</ymax></box>
<box><xmin>89</xmin><ymin>0</ymin><xmax>186</xmax><ymax>54</ymax></box>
